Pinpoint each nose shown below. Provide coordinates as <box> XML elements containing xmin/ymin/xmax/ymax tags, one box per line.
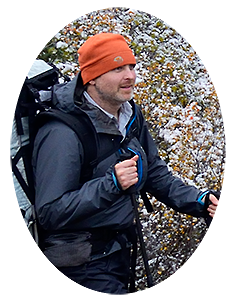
<box><xmin>123</xmin><ymin>65</ymin><xmax>136</xmax><ymax>81</ymax></box>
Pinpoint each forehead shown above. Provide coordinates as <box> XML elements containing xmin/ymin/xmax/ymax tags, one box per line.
<box><xmin>94</xmin><ymin>64</ymin><xmax>136</xmax><ymax>82</ymax></box>
<box><xmin>110</xmin><ymin>64</ymin><xmax>136</xmax><ymax>72</ymax></box>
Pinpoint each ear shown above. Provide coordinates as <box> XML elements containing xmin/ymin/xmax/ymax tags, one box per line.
<box><xmin>88</xmin><ymin>79</ymin><xmax>96</xmax><ymax>86</ymax></box>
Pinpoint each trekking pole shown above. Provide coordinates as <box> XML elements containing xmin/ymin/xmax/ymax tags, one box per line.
<box><xmin>127</xmin><ymin>185</ymin><xmax>154</xmax><ymax>288</ymax></box>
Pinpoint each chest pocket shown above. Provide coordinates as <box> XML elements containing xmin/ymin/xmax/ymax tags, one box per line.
<box><xmin>91</xmin><ymin>133</ymin><xmax>122</xmax><ymax>178</ymax></box>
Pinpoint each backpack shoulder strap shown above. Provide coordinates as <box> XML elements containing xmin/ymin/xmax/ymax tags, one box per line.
<box><xmin>36</xmin><ymin>108</ymin><xmax>98</xmax><ymax>183</ymax></box>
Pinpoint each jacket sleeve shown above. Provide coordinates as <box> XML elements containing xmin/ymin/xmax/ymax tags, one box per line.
<box><xmin>32</xmin><ymin>121</ymin><xmax>122</xmax><ymax>232</ymax></box>
<box><xmin>138</xmin><ymin>111</ymin><xmax>206</xmax><ymax>218</ymax></box>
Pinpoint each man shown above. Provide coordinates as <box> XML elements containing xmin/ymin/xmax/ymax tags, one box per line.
<box><xmin>32</xmin><ymin>33</ymin><xmax>219</xmax><ymax>294</ymax></box>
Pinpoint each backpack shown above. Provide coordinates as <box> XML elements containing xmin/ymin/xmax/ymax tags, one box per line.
<box><xmin>11</xmin><ymin>59</ymin><xmax>152</xmax><ymax>244</ymax></box>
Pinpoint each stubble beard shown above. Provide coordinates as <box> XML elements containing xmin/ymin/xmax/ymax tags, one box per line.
<box><xmin>95</xmin><ymin>85</ymin><xmax>134</xmax><ymax>106</ymax></box>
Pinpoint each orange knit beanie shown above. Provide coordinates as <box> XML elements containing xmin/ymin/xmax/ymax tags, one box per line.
<box><xmin>78</xmin><ymin>33</ymin><xmax>136</xmax><ymax>84</ymax></box>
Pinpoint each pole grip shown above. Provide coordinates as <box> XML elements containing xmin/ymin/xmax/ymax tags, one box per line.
<box><xmin>204</xmin><ymin>190</ymin><xmax>220</xmax><ymax>227</ymax></box>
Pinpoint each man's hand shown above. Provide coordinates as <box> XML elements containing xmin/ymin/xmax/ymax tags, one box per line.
<box><xmin>114</xmin><ymin>155</ymin><xmax>139</xmax><ymax>190</ymax></box>
<box><xmin>205</xmin><ymin>194</ymin><xmax>219</xmax><ymax>218</ymax></box>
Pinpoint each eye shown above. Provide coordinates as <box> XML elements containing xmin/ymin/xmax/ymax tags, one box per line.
<box><xmin>114</xmin><ymin>66</ymin><xmax>123</xmax><ymax>72</ymax></box>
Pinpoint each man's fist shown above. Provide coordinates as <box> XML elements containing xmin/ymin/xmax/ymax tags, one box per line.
<box><xmin>114</xmin><ymin>155</ymin><xmax>139</xmax><ymax>190</ymax></box>
<box><xmin>206</xmin><ymin>194</ymin><xmax>219</xmax><ymax>218</ymax></box>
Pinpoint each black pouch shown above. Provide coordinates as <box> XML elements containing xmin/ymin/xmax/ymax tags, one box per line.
<box><xmin>44</xmin><ymin>232</ymin><xmax>92</xmax><ymax>268</ymax></box>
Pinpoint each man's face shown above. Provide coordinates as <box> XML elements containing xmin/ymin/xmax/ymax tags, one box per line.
<box><xmin>90</xmin><ymin>64</ymin><xmax>136</xmax><ymax>105</ymax></box>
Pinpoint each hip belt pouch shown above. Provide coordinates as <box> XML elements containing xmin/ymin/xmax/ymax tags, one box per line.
<box><xmin>44</xmin><ymin>232</ymin><xmax>92</xmax><ymax>267</ymax></box>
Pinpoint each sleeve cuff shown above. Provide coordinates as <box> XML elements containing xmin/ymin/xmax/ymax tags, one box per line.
<box><xmin>197</xmin><ymin>191</ymin><xmax>209</xmax><ymax>205</ymax></box>
<box><xmin>112</xmin><ymin>170</ymin><xmax>122</xmax><ymax>192</ymax></box>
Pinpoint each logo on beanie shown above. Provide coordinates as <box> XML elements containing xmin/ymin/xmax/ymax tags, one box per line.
<box><xmin>114</xmin><ymin>56</ymin><xmax>124</xmax><ymax>64</ymax></box>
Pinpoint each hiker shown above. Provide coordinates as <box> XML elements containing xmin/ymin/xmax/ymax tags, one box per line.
<box><xmin>32</xmin><ymin>33</ymin><xmax>219</xmax><ymax>294</ymax></box>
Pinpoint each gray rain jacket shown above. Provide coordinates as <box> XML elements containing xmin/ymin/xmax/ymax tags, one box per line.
<box><xmin>32</xmin><ymin>73</ymin><xmax>205</xmax><ymax>265</ymax></box>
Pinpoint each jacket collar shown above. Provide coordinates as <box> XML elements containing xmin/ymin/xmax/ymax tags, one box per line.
<box><xmin>83</xmin><ymin>91</ymin><xmax>133</xmax><ymax>138</ymax></box>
